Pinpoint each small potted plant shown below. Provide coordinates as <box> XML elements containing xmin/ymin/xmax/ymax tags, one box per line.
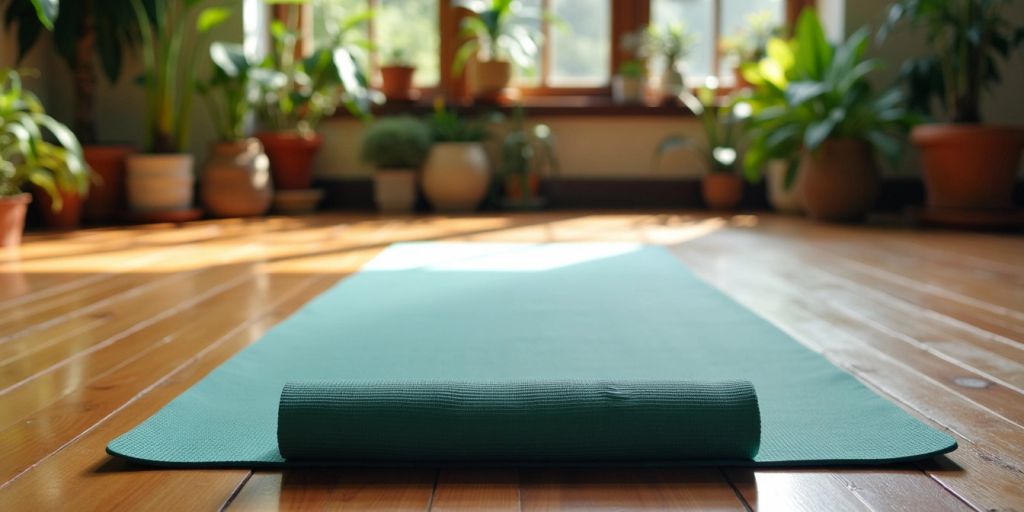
<box><xmin>4</xmin><ymin>0</ymin><xmax>142</xmax><ymax>224</ymax></box>
<box><xmin>719</xmin><ymin>11</ymin><xmax>781</xmax><ymax>89</ymax></box>
<box><xmin>453</xmin><ymin>0</ymin><xmax>543</xmax><ymax>102</ymax></box>
<box><xmin>360</xmin><ymin>116</ymin><xmax>432</xmax><ymax>213</ymax></box>
<box><xmin>881</xmin><ymin>0</ymin><xmax>1024</xmax><ymax>226</ymax></box>
<box><xmin>379</xmin><ymin>49</ymin><xmax>417</xmax><ymax>102</ymax></box>
<box><xmin>752</xmin><ymin>11</ymin><xmax>914</xmax><ymax>222</ymax></box>
<box><xmin>422</xmin><ymin>101</ymin><xmax>490</xmax><ymax>212</ymax></box>
<box><xmin>1</xmin><ymin>68</ymin><xmax>89</xmax><ymax>245</ymax></box>
<box><xmin>254</xmin><ymin>2</ymin><xmax>371</xmax><ymax>209</ymax></box>
<box><xmin>499</xmin><ymin>107</ymin><xmax>558</xmax><ymax>210</ymax></box>
<box><xmin>656</xmin><ymin>87</ymin><xmax>748</xmax><ymax>211</ymax></box>
<box><xmin>625</xmin><ymin>23</ymin><xmax>697</xmax><ymax>104</ymax></box>
<box><xmin>126</xmin><ymin>0</ymin><xmax>232</xmax><ymax>218</ymax></box>
<box><xmin>197</xmin><ymin>42</ymin><xmax>273</xmax><ymax>218</ymax></box>
<box><xmin>611</xmin><ymin>60</ymin><xmax>647</xmax><ymax>105</ymax></box>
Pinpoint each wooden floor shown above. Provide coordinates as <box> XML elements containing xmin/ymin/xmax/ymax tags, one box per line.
<box><xmin>0</xmin><ymin>212</ymin><xmax>1022</xmax><ymax>511</ymax></box>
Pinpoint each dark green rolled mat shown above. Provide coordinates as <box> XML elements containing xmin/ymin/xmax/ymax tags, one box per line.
<box><xmin>277</xmin><ymin>380</ymin><xmax>761</xmax><ymax>463</ymax></box>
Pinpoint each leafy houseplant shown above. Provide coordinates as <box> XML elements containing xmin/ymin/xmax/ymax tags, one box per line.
<box><xmin>379</xmin><ymin>49</ymin><xmax>417</xmax><ymax>102</ymax></box>
<box><xmin>719</xmin><ymin>10</ymin><xmax>782</xmax><ymax>88</ymax></box>
<box><xmin>625</xmin><ymin>23</ymin><xmax>697</xmax><ymax>102</ymax></box>
<box><xmin>197</xmin><ymin>42</ymin><xmax>272</xmax><ymax>218</ymax></box>
<box><xmin>1</xmin><ymin>69</ymin><xmax>89</xmax><ymax>244</ymax></box>
<box><xmin>612</xmin><ymin>59</ymin><xmax>647</xmax><ymax>105</ymax></box>
<box><xmin>453</xmin><ymin>0</ymin><xmax>543</xmax><ymax>101</ymax></box>
<box><xmin>421</xmin><ymin>101</ymin><xmax>491</xmax><ymax>212</ymax></box>
<box><xmin>499</xmin><ymin>107</ymin><xmax>558</xmax><ymax>210</ymax></box>
<box><xmin>655</xmin><ymin>87</ymin><xmax>748</xmax><ymax>210</ymax></box>
<box><xmin>881</xmin><ymin>0</ymin><xmax>1024</xmax><ymax>221</ymax></box>
<box><xmin>124</xmin><ymin>0</ymin><xmax>233</xmax><ymax>215</ymax></box>
<box><xmin>747</xmin><ymin>10</ymin><xmax>915</xmax><ymax>221</ymax></box>
<box><xmin>361</xmin><ymin>116</ymin><xmax>432</xmax><ymax>213</ymax></box>
<box><xmin>254</xmin><ymin>1</ymin><xmax>372</xmax><ymax>193</ymax></box>
<box><xmin>4</xmin><ymin>0</ymin><xmax>142</xmax><ymax>223</ymax></box>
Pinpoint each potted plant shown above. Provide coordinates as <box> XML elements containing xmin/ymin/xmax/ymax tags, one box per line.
<box><xmin>625</xmin><ymin>23</ymin><xmax>697</xmax><ymax>104</ymax></box>
<box><xmin>719</xmin><ymin>10</ymin><xmax>782</xmax><ymax>90</ymax></box>
<box><xmin>196</xmin><ymin>42</ymin><xmax>272</xmax><ymax>218</ymax></box>
<box><xmin>656</xmin><ymin>87</ymin><xmax>748</xmax><ymax>211</ymax></box>
<box><xmin>1</xmin><ymin>68</ymin><xmax>89</xmax><ymax>245</ymax></box>
<box><xmin>499</xmin><ymin>107</ymin><xmax>558</xmax><ymax>210</ymax></box>
<box><xmin>611</xmin><ymin>60</ymin><xmax>647</xmax><ymax>105</ymax></box>
<box><xmin>379</xmin><ymin>49</ymin><xmax>417</xmax><ymax>102</ymax></box>
<box><xmin>453</xmin><ymin>0</ymin><xmax>543</xmax><ymax>102</ymax></box>
<box><xmin>753</xmin><ymin>10</ymin><xmax>914</xmax><ymax>222</ymax></box>
<box><xmin>4</xmin><ymin>0</ymin><xmax>142</xmax><ymax>224</ymax></box>
<box><xmin>360</xmin><ymin>116</ymin><xmax>432</xmax><ymax>213</ymax></box>
<box><xmin>422</xmin><ymin>102</ymin><xmax>490</xmax><ymax>212</ymax></box>
<box><xmin>881</xmin><ymin>0</ymin><xmax>1024</xmax><ymax>225</ymax></box>
<box><xmin>254</xmin><ymin>2</ymin><xmax>371</xmax><ymax>204</ymax></box>
<box><xmin>125</xmin><ymin>0</ymin><xmax>233</xmax><ymax>217</ymax></box>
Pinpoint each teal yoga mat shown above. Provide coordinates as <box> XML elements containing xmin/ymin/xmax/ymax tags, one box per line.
<box><xmin>108</xmin><ymin>243</ymin><xmax>956</xmax><ymax>467</ymax></box>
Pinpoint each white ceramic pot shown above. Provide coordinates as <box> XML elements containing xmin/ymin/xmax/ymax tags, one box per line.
<box><xmin>767</xmin><ymin>159</ymin><xmax>803</xmax><ymax>213</ymax></box>
<box><xmin>611</xmin><ymin>75</ymin><xmax>645</xmax><ymax>105</ymax></box>
<box><xmin>374</xmin><ymin>169</ymin><xmax>417</xmax><ymax>213</ymax></box>
<box><xmin>422</xmin><ymin>143</ymin><xmax>490</xmax><ymax>212</ymax></box>
<box><xmin>470</xmin><ymin>59</ymin><xmax>512</xmax><ymax>99</ymax></box>
<box><xmin>126</xmin><ymin>153</ymin><xmax>195</xmax><ymax>212</ymax></box>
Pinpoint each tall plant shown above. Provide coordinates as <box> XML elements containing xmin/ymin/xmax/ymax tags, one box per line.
<box><xmin>655</xmin><ymin>87</ymin><xmax>749</xmax><ymax>174</ymax></box>
<box><xmin>880</xmin><ymin>0</ymin><xmax>1024</xmax><ymax>123</ymax></box>
<box><xmin>4</xmin><ymin>0</ymin><xmax>144</xmax><ymax>143</ymax></box>
<box><xmin>129</xmin><ymin>0</ymin><xmax>232</xmax><ymax>153</ymax></box>
<box><xmin>453</xmin><ymin>0</ymin><xmax>543</xmax><ymax>74</ymax></box>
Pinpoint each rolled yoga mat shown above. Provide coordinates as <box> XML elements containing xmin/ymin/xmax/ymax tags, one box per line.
<box><xmin>277</xmin><ymin>380</ymin><xmax>761</xmax><ymax>463</ymax></box>
<box><xmin>107</xmin><ymin>243</ymin><xmax>956</xmax><ymax>467</ymax></box>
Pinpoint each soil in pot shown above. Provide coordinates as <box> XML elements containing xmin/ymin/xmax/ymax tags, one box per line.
<box><xmin>0</xmin><ymin>193</ymin><xmax>31</xmax><ymax>247</ymax></box>
<box><xmin>34</xmin><ymin>187</ymin><xmax>85</xmax><ymax>230</ymax></box>
<box><xmin>83</xmin><ymin>144</ymin><xmax>134</xmax><ymax>223</ymax></box>
<box><xmin>126</xmin><ymin>153</ymin><xmax>196</xmax><ymax>212</ymax></box>
<box><xmin>702</xmin><ymin>173</ymin><xmax>744</xmax><ymax>210</ymax></box>
<box><xmin>380</xmin><ymin>66</ymin><xmax>417</xmax><ymax>101</ymax></box>
<box><xmin>797</xmin><ymin>138</ymin><xmax>879</xmax><ymax>222</ymax></box>
<box><xmin>201</xmin><ymin>139</ymin><xmax>272</xmax><ymax>218</ymax></box>
<box><xmin>256</xmin><ymin>132</ymin><xmax>323</xmax><ymax>191</ymax></box>
<box><xmin>422</xmin><ymin>143</ymin><xmax>490</xmax><ymax>212</ymax></box>
<box><xmin>912</xmin><ymin>124</ymin><xmax>1024</xmax><ymax>210</ymax></box>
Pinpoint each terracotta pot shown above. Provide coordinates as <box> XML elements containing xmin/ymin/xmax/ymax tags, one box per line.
<box><xmin>505</xmin><ymin>173</ymin><xmax>540</xmax><ymax>201</ymax></box>
<box><xmin>126</xmin><ymin>153</ymin><xmax>195</xmax><ymax>212</ymax></box>
<box><xmin>201</xmin><ymin>139</ymin><xmax>273</xmax><ymax>218</ymax></box>
<box><xmin>380</xmin><ymin>66</ymin><xmax>416</xmax><ymax>101</ymax></box>
<box><xmin>83</xmin><ymin>144</ymin><xmax>133</xmax><ymax>223</ymax></box>
<box><xmin>0</xmin><ymin>193</ymin><xmax>31</xmax><ymax>247</ymax></box>
<box><xmin>766</xmin><ymin>159</ymin><xmax>803</xmax><ymax>213</ymax></box>
<box><xmin>701</xmin><ymin>173</ymin><xmax>744</xmax><ymax>210</ymax></box>
<box><xmin>374</xmin><ymin>169</ymin><xmax>417</xmax><ymax>213</ymax></box>
<box><xmin>470</xmin><ymin>59</ymin><xmax>512</xmax><ymax>100</ymax></box>
<box><xmin>422</xmin><ymin>142</ymin><xmax>490</xmax><ymax>212</ymax></box>
<box><xmin>256</xmin><ymin>132</ymin><xmax>323</xmax><ymax>191</ymax></box>
<box><xmin>611</xmin><ymin>75</ymin><xmax>645</xmax><ymax>105</ymax></box>
<box><xmin>911</xmin><ymin>124</ymin><xmax>1024</xmax><ymax>210</ymax></box>
<box><xmin>797</xmin><ymin>138</ymin><xmax>879</xmax><ymax>222</ymax></box>
<box><xmin>35</xmin><ymin>187</ymin><xmax>85</xmax><ymax>230</ymax></box>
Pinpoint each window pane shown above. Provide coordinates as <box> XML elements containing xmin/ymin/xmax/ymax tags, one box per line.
<box><xmin>549</xmin><ymin>0</ymin><xmax>610</xmax><ymax>87</ymax></box>
<box><xmin>510</xmin><ymin>0</ymin><xmax>542</xmax><ymax>86</ymax></box>
<box><xmin>720</xmin><ymin>0</ymin><xmax>784</xmax><ymax>72</ymax></box>
<box><xmin>651</xmin><ymin>0</ymin><xmax>713</xmax><ymax>79</ymax></box>
<box><xmin>312</xmin><ymin>0</ymin><xmax>372</xmax><ymax>72</ymax></box>
<box><xmin>376</xmin><ymin>0</ymin><xmax>440</xmax><ymax>87</ymax></box>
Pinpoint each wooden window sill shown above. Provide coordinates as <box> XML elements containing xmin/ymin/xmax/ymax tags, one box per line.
<box><xmin>338</xmin><ymin>96</ymin><xmax>695</xmax><ymax>118</ymax></box>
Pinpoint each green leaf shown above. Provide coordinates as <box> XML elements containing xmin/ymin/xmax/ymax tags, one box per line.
<box><xmin>197</xmin><ymin>7</ymin><xmax>232</xmax><ymax>33</ymax></box>
<box><xmin>804</xmin><ymin>116</ymin><xmax>837</xmax><ymax>150</ymax></box>
<box><xmin>29</xmin><ymin>0</ymin><xmax>58</xmax><ymax>30</ymax></box>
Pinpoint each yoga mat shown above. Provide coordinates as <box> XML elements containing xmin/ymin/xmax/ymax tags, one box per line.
<box><xmin>108</xmin><ymin>243</ymin><xmax>956</xmax><ymax>467</ymax></box>
<box><xmin>278</xmin><ymin>380</ymin><xmax>761</xmax><ymax>463</ymax></box>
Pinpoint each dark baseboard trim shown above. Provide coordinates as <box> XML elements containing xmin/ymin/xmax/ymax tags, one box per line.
<box><xmin>317</xmin><ymin>177</ymin><xmax>1024</xmax><ymax>212</ymax></box>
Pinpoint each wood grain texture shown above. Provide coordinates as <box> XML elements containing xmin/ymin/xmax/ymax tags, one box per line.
<box><xmin>1</xmin><ymin>212</ymin><xmax>1020</xmax><ymax>511</ymax></box>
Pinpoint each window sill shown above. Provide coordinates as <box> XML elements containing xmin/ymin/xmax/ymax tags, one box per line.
<box><xmin>343</xmin><ymin>96</ymin><xmax>695</xmax><ymax>119</ymax></box>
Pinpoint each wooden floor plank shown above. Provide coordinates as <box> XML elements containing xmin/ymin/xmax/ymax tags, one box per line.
<box><xmin>228</xmin><ymin>470</ymin><xmax>436</xmax><ymax>511</ymax></box>
<box><xmin>430</xmin><ymin>470</ymin><xmax>520</xmax><ymax>511</ymax></box>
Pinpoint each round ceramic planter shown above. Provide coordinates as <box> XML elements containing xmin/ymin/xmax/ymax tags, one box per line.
<box><xmin>0</xmin><ymin>193</ymin><xmax>31</xmax><ymax>247</ymax></box>
<box><xmin>35</xmin><ymin>187</ymin><xmax>85</xmax><ymax>230</ymax></box>
<box><xmin>422</xmin><ymin>142</ymin><xmax>490</xmax><ymax>213</ymax></box>
<box><xmin>256</xmin><ymin>132</ymin><xmax>323</xmax><ymax>191</ymax></box>
<box><xmin>83</xmin><ymin>144</ymin><xmax>134</xmax><ymax>222</ymax></box>
<box><xmin>201</xmin><ymin>139</ymin><xmax>272</xmax><ymax>218</ymax></box>
<box><xmin>380</xmin><ymin>66</ymin><xmax>416</xmax><ymax>101</ymax></box>
<box><xmin>374</xmin><ymin>169</ymin><xmax>418</xmax><ymax>213</ymax></box>
<box><xmin>126</xmin><ymin>153</ymin><xmax>195</xmax><ymax>212</ymax></box>
<box><xmin>471</xmin><ymin>60</ymin><xmax>512</xmax><ymax>100</ymax></box>
<box><xmin>611</xmin><ymin>75</ymin><xmax>645</xmax><ymax>105</ymax></box>
<box><xmin>766</xmin><ymin>159</ymin><xmax>803</xmax><ymax>214</ymax></box>
<box><xmin>912</xmin><ymin>124</ymin><xmax>1024</xmax><ymax>210</ymax></box>
<box><xmin>701</xmin><ymin>173</ymin><xmax>744</xmax><ymax>211</ymax></box>
<box><xmin>797</xmin><ymin>139</ymin><xmax>879</xmax><ymax>222</ymax></box>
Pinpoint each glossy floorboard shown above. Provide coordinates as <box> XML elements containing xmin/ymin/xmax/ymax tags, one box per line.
<box><xmin>0</xmin><ymin>212</ymin><xmax>1021</xmax><ymax>511</ymax></box>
